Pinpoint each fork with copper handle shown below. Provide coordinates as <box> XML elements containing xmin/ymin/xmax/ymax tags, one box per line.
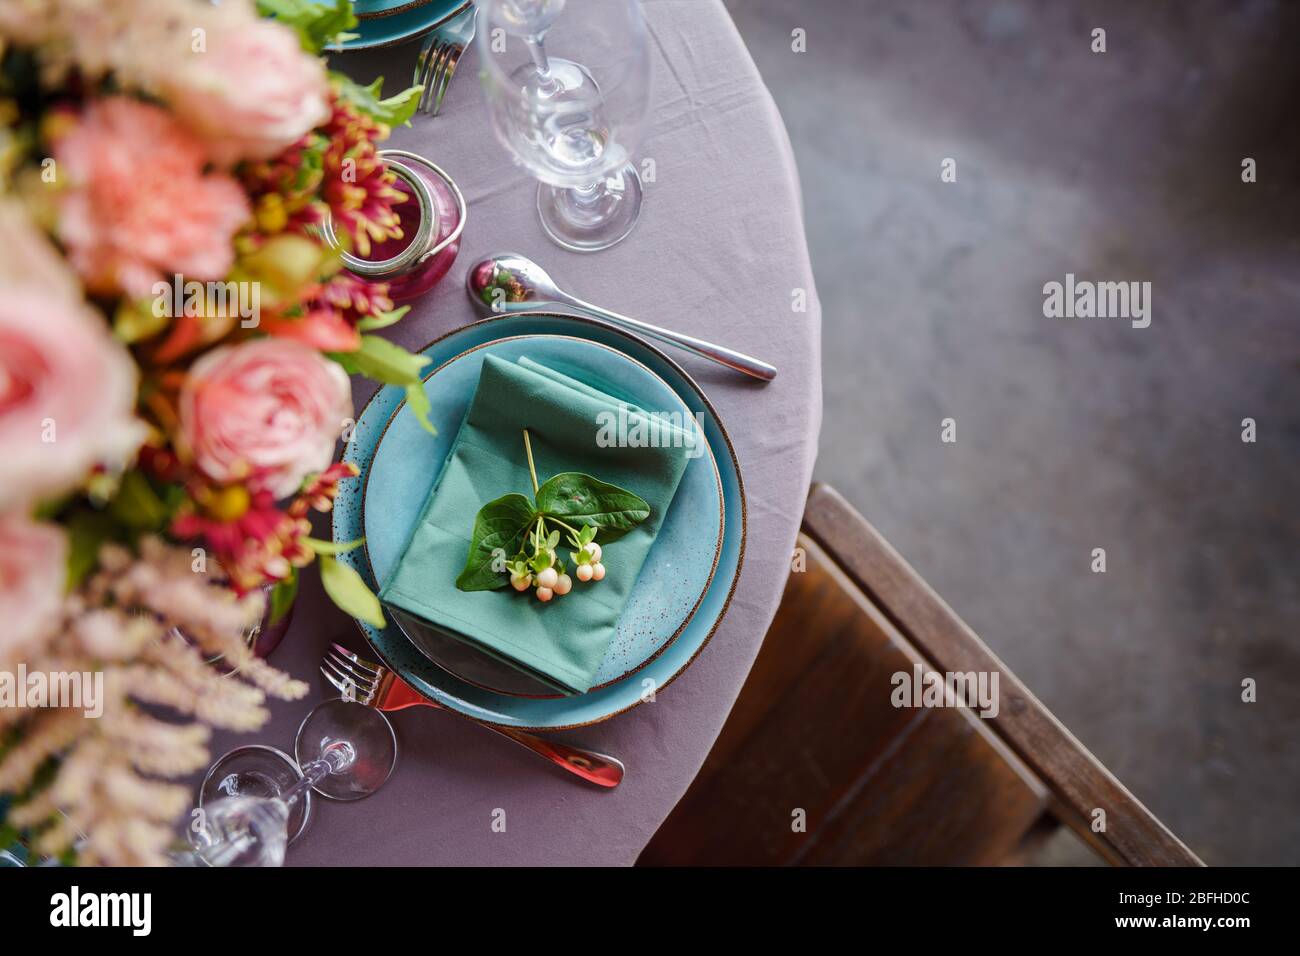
<box><xmin>320</xmin><ymin>643</ymin><xmax>625</xmax><ymax>788</ymax></box>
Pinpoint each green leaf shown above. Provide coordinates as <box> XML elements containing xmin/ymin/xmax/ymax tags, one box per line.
<box><xmin>304</xmin><ymin>536</ymin><xmax>365</xmax><ymax>555</ymax></box>
<box><xmin>113</xmin><ymin>298</ymin><xmax>170</xmax><ymax>344</ymax></box>
<box><xmin>65</xmin><ymin>510</ymin><xmax>117</xmax><ymax>591</ymax></box>
<box><xmin>404</xmin><ymin>382</ymin><xmax>437</xmax><ymax>436</ymax></box>
<box><xmin>318</xmin><ymin>554</ymin><xmax>385</xmax><ymax>628</ymax></box>
<box><xmin>331</xmin><ymin>72</ymin><xmax>422</xmax><ymax>127</ymax></box>
<box><xmin>258</xmin><ymin>0</ymin><xmax>356</xmax><ymax>54</ymax></box>
<box><xmin>456</xmin><ymin>494</ymin><xmax>536</xmax><ymax>592</ymax></box>
<box><xmin>269</xmin><ymin>568</ymin><xmax>299</xmax><ymax>626</ymax></box>
<box><xmin>108</xmin><ymin>470</ymin><xmax>167</xmax><ymax>531</ymax></box>
<box><xmin>357</xmin><ymin>305</ymin><xmax>410</xmax><ymax>332</ymax></box>
<box><xmin>536</xmin><ymin>473</ymin><xmax>650</xmax><ymax>541</ymax></box>
<box><xmin>329</xmin><ymin>350</ymin><xmax>361</xmax><ymax>375</ymax></box>
<box><xmin>347</xmin><ymin>335</ymin><xmax>430</xmax><ymax>385</ymax></box>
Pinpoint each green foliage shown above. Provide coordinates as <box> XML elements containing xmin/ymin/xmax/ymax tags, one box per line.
<box><xmin>535</xmin><ymin>473</ymin><xmax>650</xmax><ymax>541</ymax></box>
<box><xmin>332</xmin><ymin>73</ymin><xmax>422</xmax><ymax>127</ymax></box>
<box><xmin>318</xmin><ymin>554</ymin><xmax>385</xmax><ymax>628</ymax></box>
<box><xmin>257</xmin><ymin>0</ymin><xmax>357</xmax><ymax>54</ymax></box>
<box><xmin>456</xmin><ymin>494</ymin><xmax>537</xmax><ymax>591</ymax></box>
<box><xmin>456</xmin><ymin>447</ymin><xmax>649</xmax><ymax>593</ymax></box>
<box><xmin>269</xmin><ymin>568</ymin><xmax>299</xmax><ymax>626</ymax></box>
<box><xmin>342</xmin><ymin>334</ymin><xmax>431</xmax><ymax>385</ymax></box>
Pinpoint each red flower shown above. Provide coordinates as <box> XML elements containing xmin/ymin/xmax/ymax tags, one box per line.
<box><xmin>318</xmin><ymin>94</ymin><xmax>407</xmax><ymax>257</ymax></box>
<box><xmin>262</xmin><ymin>272</ymin><xmax>397</xmax><ymax>353</ymax></box>
<box><xmin>289</xmin><ymin>461</ymin><xmax>359</xmax><ymax>518</ymax></box>
<box><xmin>170</xmin><ymin>462</ymin><xmax>359</xmax><ymax>594</ymax></box>
<box><xmin>260</xmin><ymin>307</ymin><xmax>361</xmax><ymax>352</ymax></box>
<box><xmin>241</xmin><ymin>92</ymin><xmax>406</xmax><ymax>258</ymax></box>
<box><xmin>172</xmin><ymin>483</ymin><xmax>312</xmax><ymax>594</ymax></box>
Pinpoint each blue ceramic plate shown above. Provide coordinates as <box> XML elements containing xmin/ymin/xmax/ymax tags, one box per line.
<box><xmin>354</xmin><ymin>0</ymin><xmax>436</xmax><ymax>21</ymax></box>
<box><xmin>332</xmin><ymin>313</ymin><xmax>746</xmax><ymax>729</ymax></box>
<box><xmin>362</xmin><ymin>333</ymin><xmax>724</xmax><ymax>697</ymax></box>
<box><xmin>323</xmin><ymin>0</ymin><xmax>470</xmax><ymax>50</ymax></box>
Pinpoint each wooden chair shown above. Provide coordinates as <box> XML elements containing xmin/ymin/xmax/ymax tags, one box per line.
<box><xmin>639</xmin><ymin>483</ymin><xmax>1201</xmax><ymax>866</ymax></box>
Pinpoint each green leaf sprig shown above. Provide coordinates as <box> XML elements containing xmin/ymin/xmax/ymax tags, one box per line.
<box><xmin>456</xmin><ymin>430</ymin><xmax>649</xmax><ymax>601</ymax></box>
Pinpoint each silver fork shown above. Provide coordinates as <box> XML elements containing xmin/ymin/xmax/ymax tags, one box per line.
<box><xmin>412</xmin><ymin>3</ymin><xmax>478</xmax><ymax>117</ymax></box>
<box><xmin>321</xmin><ymin>642</ymin><xmax>625</xmax><ymax>788</ymax></box>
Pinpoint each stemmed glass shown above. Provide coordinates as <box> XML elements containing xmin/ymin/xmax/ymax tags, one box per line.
<box><xmin>477</xmin><ymin>0</ymin><xmax>651</xmax><ymax>252</ymax></box>
<box><xmin>186</xmin><ymin>698</ymin><xmax>397</xmax><ymax>867</ymax></box>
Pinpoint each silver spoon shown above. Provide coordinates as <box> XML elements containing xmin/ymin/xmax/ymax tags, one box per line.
<box><xmin>465</xmin><ymin>253</ymin><xmax>777</xmax><ymax>382</ymax></box>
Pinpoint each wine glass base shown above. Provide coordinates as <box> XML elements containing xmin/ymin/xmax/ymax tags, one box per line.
<box><xmin>199</xmin><ymin>745</ymin><xmax>311</xmax><ymax>845</ymax></box>
<box><xmin>295</xmin><ymin>698</ymin><xmax>398</xmax><ymax>801</ymax></box>
<box><xmin>537</xmin><ymin>162</ymin><xmax>644</xmax><ymax>253</ymax></box>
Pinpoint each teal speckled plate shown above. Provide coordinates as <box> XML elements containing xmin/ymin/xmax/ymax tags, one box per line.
<box><xmin>362</xmin><ymin>333</ymin><xmax>723</xmax><ymax>697</ymax></box>
<box><xmin>354</xmin><ymin>0</ymin><xmax>437</xmax><ymax>22</ymax></box>
<box><xmin>332</xmin><ymin>313</ymin><xmax>746</xmax><ymax>730</ymax></box>
<box><xmin>319</xmin><ymin>0</ymin><xmax>470</xmax><ymax>50</ymax></box>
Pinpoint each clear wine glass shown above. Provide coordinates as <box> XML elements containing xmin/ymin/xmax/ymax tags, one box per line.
<box><xmin>189</xmin><ymin>698</ymin><xmax>397</xmax><ymax>866</ymax></box>
<box><xmin>477</xmin><ymin>0</ymin><xmax>651</xmax><ymax>252</ymax></box>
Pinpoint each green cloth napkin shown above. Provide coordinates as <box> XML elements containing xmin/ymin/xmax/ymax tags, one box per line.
<box><xmin>378</xmin><ymin>354</ymin><xmax>694</xmax><ymax>695</ymax></box>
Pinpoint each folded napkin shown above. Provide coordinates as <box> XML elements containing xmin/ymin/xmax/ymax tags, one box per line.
<box><xmin>379</xmin><ymin>354</ymin><xmax>694</xmax><ymax>694</ymax></box>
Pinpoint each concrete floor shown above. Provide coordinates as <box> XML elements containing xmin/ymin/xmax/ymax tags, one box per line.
<box><xmin>723</xmin><ymin>0</ymin><xmax>1300</xmax><ymax>865</ymax></box>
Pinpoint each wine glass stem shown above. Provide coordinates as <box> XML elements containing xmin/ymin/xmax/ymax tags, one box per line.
<box><xmin>525</xmin><ymin>34</ymin><xmax>563</xmax><ymax>95</ymax></box>
<box><xmin>279</xmin><ymin>742</ymin><xmax>355</xmax><ymax>807</ymax></box>
<box><xmin>568</xmin><ymin>181</ymin><xmax>604</xmax><ymax>207</ymax></box>
<box><xmin>525</xmin><ymin>35</ymin><xmax>550</xmax><ymax>75</ymax></box>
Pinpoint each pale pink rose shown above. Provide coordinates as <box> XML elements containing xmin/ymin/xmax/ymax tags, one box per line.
<box><xmin>52</xmin><ymin>96</ymin><xmax>250</xmax><ymax>299</ymax></box>
<box><xmin>0</xmin><ymin>199</ymin><xmax>81</xmax><ymax>302</ymax></box>
<box><xmin>180</xmin><ymin>339</ymin><xmax>353</xmax><ymax>499</ymax></box>
<box><xmin>153</xmin><ymin>13</ymin><xmax>330</xmax><ymax>166</ymax></box>
<box><xmin>0</xmin><ymin>0</ymin><xmax>181</xmax><ymax>85</ymax></box>
<box><xmin>0</xmin><ymin>516</ymin><xmax>67</xmax><ymax>663</ymax></box>
<box><xmin>0</xmin><ymin>288</ymin><xmax>145</xmax><ymax>509</ymax></box>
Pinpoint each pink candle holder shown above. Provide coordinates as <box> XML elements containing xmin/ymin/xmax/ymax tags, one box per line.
<box><xmin>324</xmin><ymin>149</ymin><xmax>467</xmax><ymax>301</ymax></box>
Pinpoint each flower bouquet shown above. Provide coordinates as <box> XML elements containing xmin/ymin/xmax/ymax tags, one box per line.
<box><xmin>0</xmin><ymin>0</ymin><xmax>431</xmax><ymax>864</ymax></box>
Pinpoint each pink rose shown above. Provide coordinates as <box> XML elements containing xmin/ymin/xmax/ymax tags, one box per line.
<box><xmin>0</xmin><ymin>516</ymin><xmax>67</xmax><ymax>664</ymax></box>
<box><xmin>180</xmin><ymin>339</ymin><xmax>353</xmax><ymax>499</ymax></box>
<box><xmin>53</xmin><ymin>97</ymin><xmax>250</xmax><ymax>299</ymax></box>
<box><xmin>0</xmin><ymin>287</ymin><xmax>145</xmax><ymax>509</ymax></box>
<box><xmin>154</xmin><ymin>14</ymin><xmax>330</xmax><ymax>166</ymax></box>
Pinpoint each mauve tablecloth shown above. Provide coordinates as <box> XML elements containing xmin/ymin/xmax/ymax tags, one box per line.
<box><xmin>208</xmin><ymin>0</ymin><xmax>821</xmax><ymax>865</ymax></box>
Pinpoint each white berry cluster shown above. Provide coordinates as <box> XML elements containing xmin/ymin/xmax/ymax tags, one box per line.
<box><xmin>508</xmin><ymin>521</ymin><xmax>606</xmax><ymax>603</ymax></box>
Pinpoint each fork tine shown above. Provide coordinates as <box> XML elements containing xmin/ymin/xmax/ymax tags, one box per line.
<box><xmin>412</xmin><ymin>31</ymin><xmax>436</xmax><ymax>91</ymax></box>
<box><xmin>423</xmin><ymin>41</ymin><xmax>454</xmax><ymax>115</ymax></box>
<box><xmin>330</xmin><ymin>641</ymin><xmax>383</xmax><ymax>677</ymax></box>
<box><xmin>321</xmin><ymin>655</ymin><xmax>361</xmax><ymax>689</ymax></box>
<box><xmin>324</xmin><ymin>649</ymin><xmax>375</xmax><ymax>687</ymax></box>
<box><xmin>418</xmin><ymin>41</ymin><xmax>447</xmax><ymax>113</ymax></box>
<box><xmin>430</xmin><ymin>43</ymin><xmax>463</xmax><ymax>116</ymax></box>
<box><xmin>323</xmin><ymin>653</ymin><xmax>378</xmax><ymax>702</ymax></box>
<box><xmin>319</xmin><ymin>663</ymin><xmax>350</xmax><ymax>696</ymax></box>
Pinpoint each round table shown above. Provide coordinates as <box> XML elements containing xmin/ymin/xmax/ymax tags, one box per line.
<box><xmin>212</xmin><ymin>0</ymin><xmax>821</xmax><ymax>865</ymax></box>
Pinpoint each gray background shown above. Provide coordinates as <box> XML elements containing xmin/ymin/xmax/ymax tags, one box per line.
<box><xmin>723</xmin><ymin>0</ymin><xmax>1299</xmax><ymax>865</ymax></box>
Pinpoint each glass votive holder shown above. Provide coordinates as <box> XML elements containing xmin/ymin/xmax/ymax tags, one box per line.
<box><xmin>324</xmin><ymin>148</ymin><xmax>466</xmax><ymax>301</ymax></box>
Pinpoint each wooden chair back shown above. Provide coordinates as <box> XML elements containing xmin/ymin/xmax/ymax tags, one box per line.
<box><xmin>639</xmin><ymin>483</ymin><xmax>1201</xmax><ymax>866</ymax></box>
